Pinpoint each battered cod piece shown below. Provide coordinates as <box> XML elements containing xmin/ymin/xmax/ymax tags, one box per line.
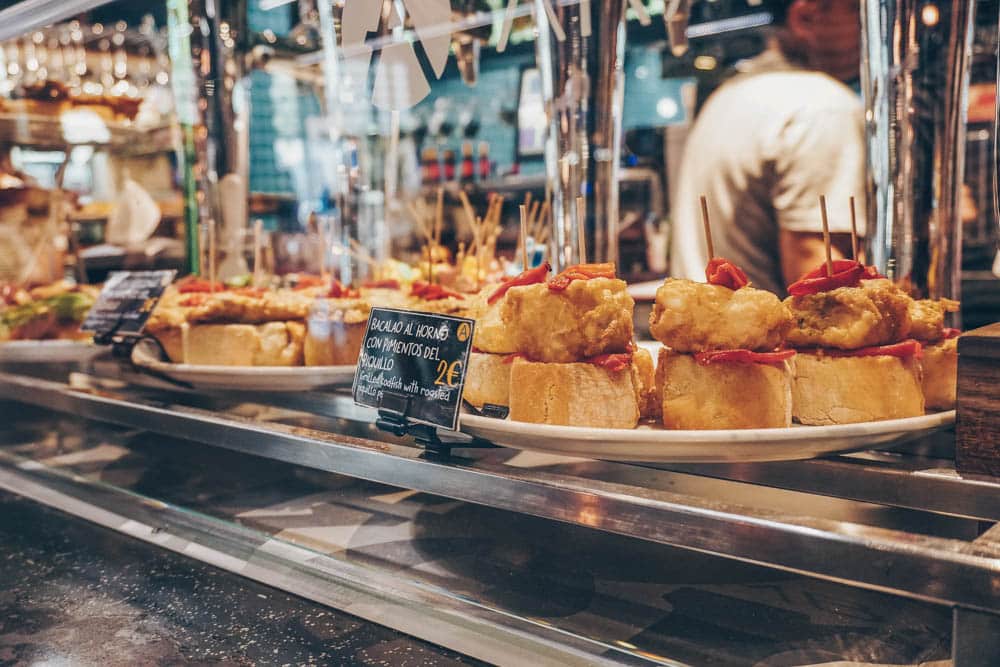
<box><xmin>470</xmin><ymin>292</ymin><xmax>516</xmax><ymax>354</ymax></box>
<box><xmin>785</xmin><ymin>279</ymin><xmax>912</xmax><ymax>350</ymax></box>
<box><xmin>908</xmin><ymin>298</ymin><xmax>960</xmax><ymax>342</ymax></box>
<box><xmin>649</xmin><ymin>279</ymin><xmax>792</xmax><ymax>353</ymax></box>
<box><xmin>149</xmin><ymin>288</ymin><xmax>314</xmax><ymax>327</ymax></box>
<box><xmin>654</xmin><ymin>348</ymin><xmax>793</xmax><ymax>429</ymax></box>
<box><xmin>508</xmin><ymin>357</ymin><xmax>640</xmax><ymax>428</ymax></box>
<box><xmin>501</xmin><ymin>277</ymin><xmax>634</xmax><ymax>363</ymax></box>
<box><xmin>304</xmin><ymin>298</ymin><xmax>370</xmax><ymax>366</ymax></box>
<box><xmin>156</xmin><ymin>321</ymin><xmax>305</xmax><ymax>366</ymax></box>
<box><xmin>792</xmin><ymin>351</ymin><xmax>924</xmax><ymax>424</ymax></box>
<box><xmin>922</xmin><ymin>337</ymin><xmax>958</xmax><ymax>410</ymax></box>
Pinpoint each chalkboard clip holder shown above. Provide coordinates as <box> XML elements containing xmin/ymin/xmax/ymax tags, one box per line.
<box><xmin>92</xmin><ymin>315</ymin><xmax>144</xmax><ymax>360</ymax></box>
<box><xmin>375</xmin><ymin>391</ymin><xmax>452</xmax><ymax>458</ymax></box>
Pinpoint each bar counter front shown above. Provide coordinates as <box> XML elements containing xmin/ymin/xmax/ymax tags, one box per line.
<box><xmin>1</xmin><ymin>0</ymin><xmax>1000</xmax><ymax>664</ymax></box>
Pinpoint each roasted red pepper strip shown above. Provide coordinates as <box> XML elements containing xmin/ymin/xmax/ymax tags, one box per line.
<box><xmin>361</xmin><ymin>279</ymin><xmax>401</xmax><ymax>290</ymax></box>
<box><xmin>827</xmin><ymin>339</ymin><xmax>923</xmax><ymax>360</ymax></box>
<box><xmin>787</xmin><ymin>259</ymin><xmax>866</xmax><ymax>296</ymax></box>
<box><xmin>293</xmin><ymin>274</ymin><xmax>325</xmax><ymax>289</ymax></box>
<box><xmin>695</xmin><ymin>349</ymin><xmax>797</xmax><ymax>366</ymax></box>
<box><xmin>410</xmin><ymin>281</ymin><xmax>465</xmax><ymax>301</ymax></box>
<box><xmin>862</xmin><ymin>265</ymin><xmax>886</xmax><ymax>280</ymax></box>
<box><xmin>179</xmin><ymin>294</ymin><xmax>210</xmax><ymax>307</ymax></box>
<box><xmin>705</xmin><ymin>257</ymin><xmax>749</xmax><ymax>290</ymax></box>
<box><xmin>548</xmin><ymin>263</ymin><xmax>617</xmax><ymax>292</ymax></box>
<box><xmin>231</xmin><ymin>286</ymin><xmax>267</xmax><ymax>298</ymax></box>
<box><xmin>328</xmin><ymin>281</ymin><xmax>360</xmax><ymax>298</ymax></box>
<box><xmin>177</xmin><ymin>276</ymin><xmax>225</xmax><ymax>293</ymax></box>
<box><xmin>488</xmin><ymin>262</ymin><xmax>551</xmax><ymax>304</ymax></box>
<box><xmin>583</xmin><ymin>351</ymin><xmax>633</xmax><ymax>372</ymax></box>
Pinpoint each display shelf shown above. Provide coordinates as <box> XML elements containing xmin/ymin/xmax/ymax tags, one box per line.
<box><xmin>0</xmin><ymin>367</ymin><xmax>999</xmax><ymax>621</ymax></box>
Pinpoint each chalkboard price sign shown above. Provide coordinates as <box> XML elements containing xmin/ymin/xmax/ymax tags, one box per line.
<box><xmin>352</xmin><ymin>308</ymin><xmax>475</xmax><ymax>431</ymax></box>
<box><xmin>81</xmin><ymin>270</ymin><xmax>176</xmax><ymax>340</ymax></box>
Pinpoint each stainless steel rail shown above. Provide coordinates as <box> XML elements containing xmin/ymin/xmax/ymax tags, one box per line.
<box><xmin>657</xmin><ymin>453</ymin><xmax>1000</xmax><ymax>523</ymax></box>
<box><xmin>1</xmin><ymin>370</ymin><xmax>999</xmax><ymax>616</ymax></box>
<box><xmin>86</xmin><ymin>359</ymin><xmax>1000</xmax><ymax>524</ymax></box>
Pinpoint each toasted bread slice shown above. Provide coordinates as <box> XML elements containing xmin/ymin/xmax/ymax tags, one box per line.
<box><xmin>655</xmin><ymin>347</ymin><xmax>793</xmax><ymax>430</ymax></box>
<box><xmin>921</xmin><ymin>338</ymin><xmax>958</xmax><ymax>411</ymax></box>
<box><xmin>792</xmin><ymin>352</ymin><xmax>924</xmax><ymax>425</ymax></box>
<box><xmin>154</xmin><ymin>322</ymin><xmax>304</xmax><ymax>366</ymax></box>
<box><xmin>303</xmin><ymin>299</ymin><xmax>369</xmax><ymax>366</ymax></box>
<box><xmin>508</xmin><ymin>358</ymin><xmax>639</xmax><ymax>428</ymax></box>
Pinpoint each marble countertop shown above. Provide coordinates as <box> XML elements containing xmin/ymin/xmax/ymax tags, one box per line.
<box><xmin>0</xmin><ymin>491</ymin><xmax>481</xmax><ymax>667</ymax></box>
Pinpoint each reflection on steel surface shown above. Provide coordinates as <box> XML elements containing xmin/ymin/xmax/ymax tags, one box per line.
<box><xmin>1</xmin><ymin>370</ymin><xmax>999</xmax><ymax>615</ymax></box>
<box><xmin>861</xmin><ymin>0</ymin><xmax>976</xmax><ymax>303</ymax></box>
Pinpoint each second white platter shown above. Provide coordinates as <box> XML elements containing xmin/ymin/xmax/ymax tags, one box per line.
<box><xmin>131</xmin><ymin>339</ymin><xmax>356</xmax><ymax>391</ymax></box>
<box><xmin>0</xmin><ymin>340</ymin><xmax>103</xmax><ymax>365</ymax></box>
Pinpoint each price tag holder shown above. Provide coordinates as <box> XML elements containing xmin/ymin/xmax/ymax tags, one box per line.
<box><xmin>353</xmin><ymin>307</ymin><xmax>475</xmax><ymax>440</ymax></box>
<box><xmin>82</xmin><ymin>270</ymin><xmax>176</xmax><ymax>347</ymax></box>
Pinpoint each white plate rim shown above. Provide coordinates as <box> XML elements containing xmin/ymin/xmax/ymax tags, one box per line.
<box><xmin>0</xmin><ymin>339</ymin><xmax>100</xmax><ymax>362</ymax></box>
<box><xmin>460</xmin><ymin>411</ymin><xmax>955</xmax><ymax>445</ymax></box>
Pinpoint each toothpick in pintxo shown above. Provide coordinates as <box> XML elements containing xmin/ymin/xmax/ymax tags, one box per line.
<box><xmin>519</xmin><ymin>204</ymin><xmax>529</xmax><ymax>269</ymax></box>
<box><xmin>819</xmin><ymin>195</ymin><xmax>833</xmax><ymax>277</ymax></box>
<box><xmin>252</xmin><ymin>219</ymin><xmax>263</xmax><ymax>287</ymax></box>
<box><xmin>849</xmin><ymin>195</ymin><xmax>860</xmax><ymax>261</ymax></box>
<box><xmin>700</xmin><ymin>195</ymin><xmax>714</xmax><ymax>259</ymax></box>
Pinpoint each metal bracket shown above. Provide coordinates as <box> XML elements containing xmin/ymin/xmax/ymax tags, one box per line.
<box><xmin>376</xmin><ymin>391</ymin><xmax>495</xmax><ymax>459</ymax></box>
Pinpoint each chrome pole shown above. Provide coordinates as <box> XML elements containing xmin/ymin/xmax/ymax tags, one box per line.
<box><xmin>861</xmin><ymin>0</ymin><xmax>976</xmax><ymax>304</ymax></box>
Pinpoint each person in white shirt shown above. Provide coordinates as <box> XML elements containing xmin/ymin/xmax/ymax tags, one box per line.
<box><xmin>671</xmin><ymin>0</ymin><xmax>863</xmax><ymax>295</ymax></box>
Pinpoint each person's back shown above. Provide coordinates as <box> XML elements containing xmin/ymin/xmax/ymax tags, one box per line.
<box><xmin>669</xmin><ymin>0</ymin><xmax>865</xmax><ymax>295</ymax></box>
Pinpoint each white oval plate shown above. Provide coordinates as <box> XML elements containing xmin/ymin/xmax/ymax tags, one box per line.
<box><xmin>0</xmin><ymin>340</ymin><xmax>102</xmax><ymax>364</ymax></box>
<box><xmin>131</xmin><ymin>339</ymin><xmax>355</xmax><ymax>392</ymax></box>
<box><xmin>459</xmin><ymin>411</ymin><xmax>955</xmax><ymax>463</ymax></box>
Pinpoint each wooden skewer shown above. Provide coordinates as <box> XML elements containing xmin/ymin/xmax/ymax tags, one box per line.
<box><xmin>475</xmin><ymin>216</ymin><xmax>484</xmax><ymax>289</ymax></box>
<box><xmin>527</xmin><ymin>200</ymin><xmax>541</xmax><ymax>237</ymax></box>
<box><xmin>349</xmin><ymin>239</ymin><xmax>377</xmax><ymax>266</ymax></box>
<box><xmin>519</xmin><ymin>204</ymin><xmax>529</xmax><ymax>269</ymax></box>
<box><xmin>207</xmin><ymin>221</ymin><xmax>217</xmax><ymax>292</ymax></box>
<box><xmin>849</xmin><ymin>195</ymin><xmax>860</xmax><ymax>261</ymax></box>
<box><xmin>434</xmin><ymin>187</ymin><xmax>444</xmax><ymax>247</ymax></box>
<box><xmin>576</xmin><ymin>196</ymin><xmax>587</xmax><ymax>263</ymax></box>
<box><xmin>252</xmin><ymin>219</ymin><xmax>263</xmax><ymax>287</ymax></box>
<box><xmin>317</xmin><ymin>219</ymin><xmax>329</xmax><ymax>282</ymax></box>
<box><xmin>536</xmin><ymin>200</ymin><xmax>551</xmax><ymax>241</ymax></box>
<box><xmin>699</xmin><ymin>195</ymin><xmax>714</xmax><ymax>259</ymax></box>
<box><xmin>819</xmin><ymin>195</ymin><xmax>834</xmax><ymax>277</ymax></box>
<box><xmin>580</xmin><ymin>0</ymin><xmax>592</xmax><ymax>36</ymax></box>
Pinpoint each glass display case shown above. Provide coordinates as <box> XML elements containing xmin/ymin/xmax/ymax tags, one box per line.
<box><xmin>0</xmin><ymin>1</ymin><xmax>999</xmax><ymax>664</ymax></box>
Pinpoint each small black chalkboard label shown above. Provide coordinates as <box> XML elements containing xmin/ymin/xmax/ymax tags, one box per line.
<box><xmin>81</xmin><ymin>270</ymin><xmax>176</xmax><ymax>339</ymax></box>
<box><xmin>353</xmin><ymin>307</ymin><xmax>475</xmax><ymax>431</ymax></box>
